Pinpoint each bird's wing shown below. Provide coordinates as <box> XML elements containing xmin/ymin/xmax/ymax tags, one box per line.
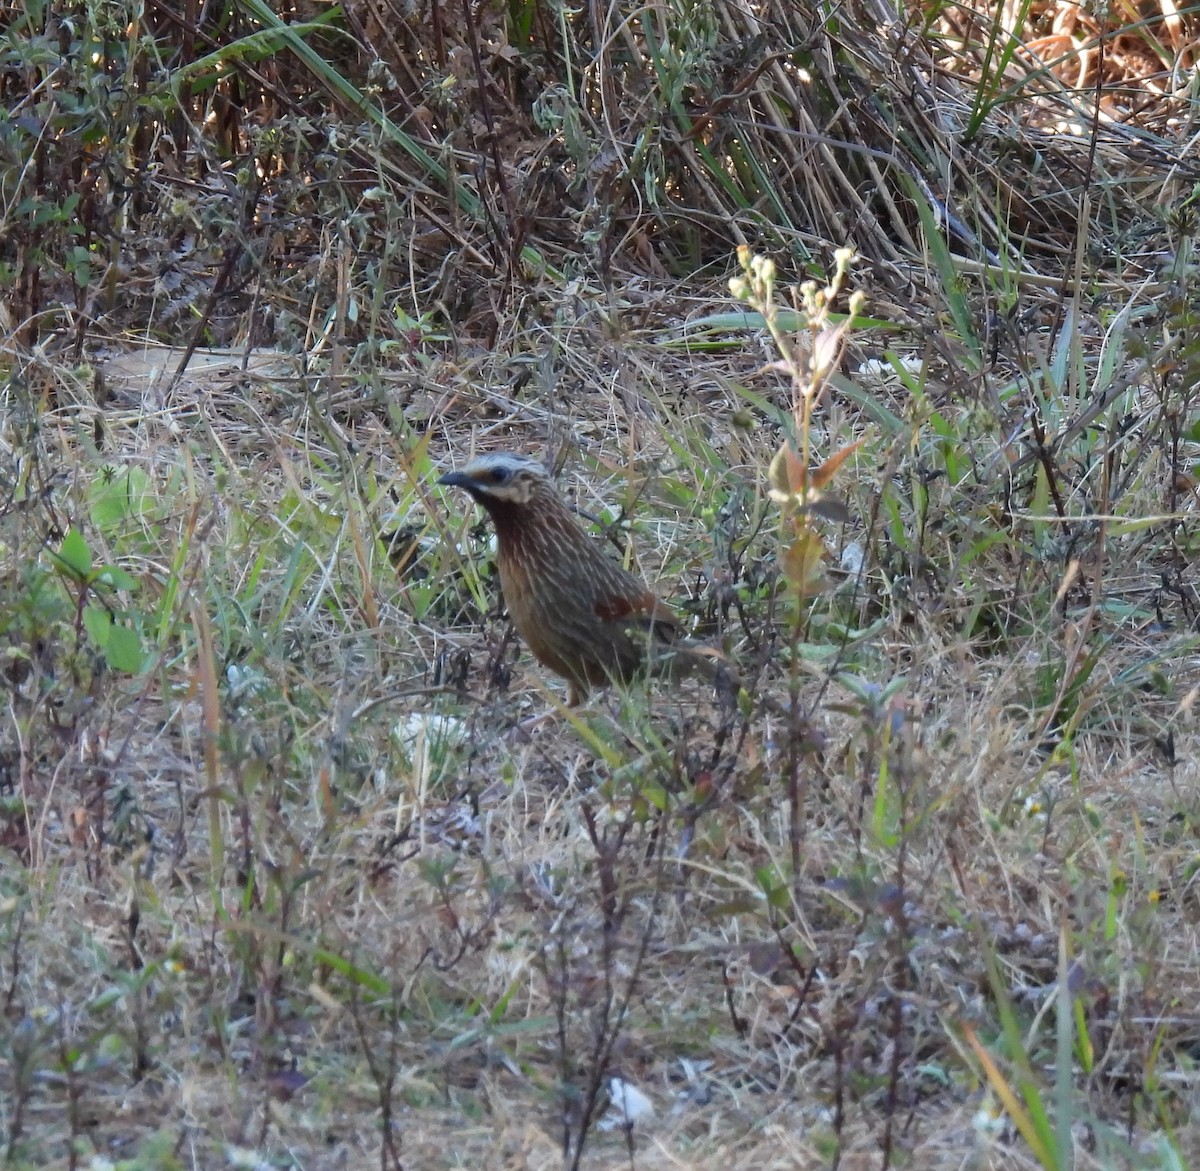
<box><xmin>594</xmin><ymin>588</ymin><xmax>678</xmax><ymax>638</ymax></box>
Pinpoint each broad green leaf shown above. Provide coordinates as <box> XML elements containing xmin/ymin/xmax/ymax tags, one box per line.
<box><xmin>56</xmin><ymin>528</ymin><xmax>92</xmax><ymax>579</ymax></box>
<box><xmin>91</xmin><ymin>467</ymin><xmax>153</xmax><ymax>532</ymax></box>
<box><xmin>95</xmin><ymin>566</ymin><xmax>137</xmax><ymax>592</ymax></box>
<box><xmin>104</xmin><ymin>625</ymin><xmax>145</xmax><ymax>674</ymax></box>
<box><xmin>82</xmin><ymin>604</ymin><xmax>111</xmax><ymax>646</ymax></box>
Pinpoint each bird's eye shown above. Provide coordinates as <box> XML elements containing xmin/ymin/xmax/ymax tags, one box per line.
<box><xmin>488</xmin><ymin>466</ymin><xmax>511</xmax><ymax>483</ymax></box>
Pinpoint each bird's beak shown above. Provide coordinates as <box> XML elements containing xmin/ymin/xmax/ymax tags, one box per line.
<box><xmin>437</xmin><ymin>470</ymin><xmax>474</xmax><ymax>488</ymax></box>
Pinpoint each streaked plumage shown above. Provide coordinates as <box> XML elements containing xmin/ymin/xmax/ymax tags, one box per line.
<box><xmin>439</xmin><ymin>453</ymin><xmax>681</xmax><ymax>704</ymax></box>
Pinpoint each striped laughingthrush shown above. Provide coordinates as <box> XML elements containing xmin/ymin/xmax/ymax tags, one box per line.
<box><xmin>438</xmin><ymin>453</ymin><xmax>726</xmax><ymax>705</ymax></box>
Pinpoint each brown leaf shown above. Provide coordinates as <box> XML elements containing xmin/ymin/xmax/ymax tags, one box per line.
<box><xmin>809</xmin><ymin>435</ymin><xmax>867</xmax><ymax>491</ymax></box>
<box><xmin>782</xmin><ymin>529</ymin><xmax>828</xmax><ymax>596</ymax></box>
<box><xmin>767</xmin><ymin>442</ymin><xmax>807</xmax><ymax>500</ymax></box>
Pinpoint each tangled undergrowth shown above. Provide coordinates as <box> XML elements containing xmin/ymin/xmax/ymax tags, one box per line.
<box><xmin>3</xmin><ymin>0</ymin><xmax>1200</xmax><ymax>1167</ymax></box>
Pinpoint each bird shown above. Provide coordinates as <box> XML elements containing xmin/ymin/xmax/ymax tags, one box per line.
<box><xmin>438</xmin><ymin>452</ymin><xmax>718</xmax><ymax>705</ymax></box>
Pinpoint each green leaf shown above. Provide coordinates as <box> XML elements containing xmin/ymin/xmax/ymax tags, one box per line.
<box><xmin>82</xmin><ymin>604</ymin><xmax>111</xmax><ymax>647</ymax></box>
<box><xmin>56</xmin><ymin>528</ymin><xmax>92</xmax><ymax>579</ymax></box>
<box><xmin>104</xmin><ymin>625</ymin><xmax>145</xmax><ymax>674</ymax></box>
<box><xmin>94</xmin><ymin>565</ymin><xmax>137</xmax><ymax>592</ymax></box>
<box><xmin>67</xmin><ymin>244</ymin><xmax>91</xmax><ymax>288</ymax></box>
<box><xmin>900</xmin><ymin>174</ymin><xmax>982</xmax><ymax>363</ymax></box>
<box><xmin>90</xmin><ymin>466</ymin><xmax>153</xmax><ymax>532</ymax></box>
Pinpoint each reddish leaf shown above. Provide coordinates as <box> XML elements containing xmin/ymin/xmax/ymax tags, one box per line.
<box><xmin>767</xmin><ymin>442</ymin><xmax>807</xmax><ymax>501</ymax></box>
<box><xmin>810</xmin><ymin>435</ymin><xmax>867</xmax><ymax>491</ymax></box>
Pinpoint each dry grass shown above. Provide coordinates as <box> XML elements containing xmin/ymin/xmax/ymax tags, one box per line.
<box><xmin>6</xmin><ymin>0</ymin><xmax>1200</xmax><ymax>1167</ymax></box>
<box><xmin>5</xmin><ymin>280</ymin><xmax>1200</xmax><ymax>1168</ymax></box>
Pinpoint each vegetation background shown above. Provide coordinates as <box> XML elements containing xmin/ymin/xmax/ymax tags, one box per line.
<box><xmin>2</xmin><ymin>0</ymin><xmax>1200</xmax><ymax>1166</ymax></box>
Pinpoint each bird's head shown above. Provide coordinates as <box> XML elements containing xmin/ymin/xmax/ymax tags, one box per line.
<box><xmin>438</xmin><ymin>453</ymin><xmax>554</xmax><ymax>508</ymax></box>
